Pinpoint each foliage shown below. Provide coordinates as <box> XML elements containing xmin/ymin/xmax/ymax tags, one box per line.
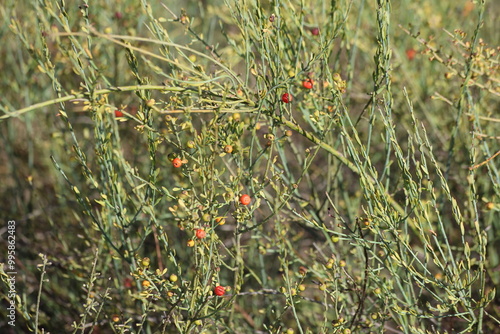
<box><xmin>1</xmin><ymin>0</ymin><xmax>499</xmax><ymax>333</ymax></box>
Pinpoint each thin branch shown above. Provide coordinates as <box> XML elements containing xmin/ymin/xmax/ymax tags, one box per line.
<box><xmin>470</xmin><ymin>149</ymin><xmax>500</xmax><ymax>170</ymax></box>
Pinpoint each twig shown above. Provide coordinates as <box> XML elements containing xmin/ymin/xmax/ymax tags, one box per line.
<box><xmin>161</xmin><ymin>3</ymin><xmax>222</xmax><ymax>59</ymax></box>
<box><xmin>470</xmin><ymin>149</ymin><xmax>500</xmax><ymax>170</ymax></box>
<box><xmin>349</xmin><ymin>218</ymin><xmax>369</xmax><ymax>328</ymax></box>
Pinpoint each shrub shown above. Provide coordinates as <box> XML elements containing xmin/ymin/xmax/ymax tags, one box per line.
<box><xmin>1</xmin><ymin>0</ymin><xmax>499</xmax><ymax>333</ymax></box>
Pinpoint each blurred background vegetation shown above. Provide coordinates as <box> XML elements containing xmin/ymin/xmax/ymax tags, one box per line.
<box><xmin>1</xmin><ymin>0</ymin><xmax>499</xmax><ymax>333</ymax></box>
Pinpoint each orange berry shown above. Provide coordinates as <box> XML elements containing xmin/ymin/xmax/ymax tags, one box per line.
<box><xmin>172</xmin><ymin>158</ymin><xmax>182</xmax><ymax>168</ymax></box>
<box><xmin>302</xmin><ymin>79</ymin><xmax>313</xmax><ymax>89</ymax></box>
<box><xmin>141</xmin><ymin>280</ymin><xmax>150</xmax><ymax>288</ymax></box>
<box><xmin>214</xmin><ymin>285</ymin><xmax>225</xmax><ymax>296</ymax></box>
<box><xmin>406</xmin><ymin>48</ymin><xmax>417</xmax><ymax>61</ymax></box>
<box><xmin>187</xmin><ymin>239</ymin><xmax>195</xmax><ymax>247</ymax></box>
<box><xmin>298</xmin><ymin>266</ymin><xmax>308</xmax><ymax>276</ymax></box>
<box><xmin>239</xmin><ymin>194</ymin><xmax>251</xmax><ymax>205</ymax></box>
<box><xmin>195</xmin><ymin>228</ymin><xmax>206</xmax><ymax>239</ymax></box>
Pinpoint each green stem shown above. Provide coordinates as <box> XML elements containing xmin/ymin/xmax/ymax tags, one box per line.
<box><xmin>278</xmin><ymin>116</ymin><xmax>405</xmax><ymax>217</ymax></box>
<box><xmin>0</xmin><ymin>85</ymin><xmax>185</xmax><ymax>120</ymax></box>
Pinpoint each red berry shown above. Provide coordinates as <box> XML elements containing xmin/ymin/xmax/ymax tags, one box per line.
<box><xmin>195</xmin><ymin>229</ymin><xmax>206</xmax><ymax>239</ymax></box>
<box><xmin>406</xmin><ymin>48</ymin><xmax>417</xmax><ymax>61</ymax></box>
<box><xmin>239</xmin><ymin>194</ymin><xmax>251</xmax><ymax>205</ymax></box>
<box><xmin>302</xmin><ymin>79</ymin><xmax>313</xmax><ymax>89</ymax></box>
<box><xmin>123</xmin><ymin>277</ymin><xmax>133</xmax><ymax>288</ymax></box>
<box><xmin>114</xmin><ymin>110</ymin><xmax>124</xmax><ymax>117</ymax></box>
<box><xmin>311</xmin><ymin>27</ymin><xmax>320</xmax><ymax>36</ymax></box>
<box><xmin>172</xmin><ymin>158</ymin><xmax>182</xmax><ymax>168</ymax></box>
<box><xmin>281</xmin><ymin>93</ymin><xmax>292</xmax><ymax>103</ymax></box>
<box><xmin>214</xmin><ymin>285</ymin><xmax>225</xmax><ymax>296</ymax></box>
